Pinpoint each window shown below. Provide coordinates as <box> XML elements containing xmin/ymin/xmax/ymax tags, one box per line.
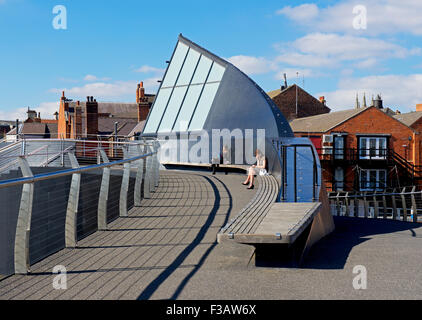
<box><xmin>157</xmin><ymin>86</ymin><xmax>188</xmax><ymax>133</ymax></box>
<box><xmin>162</xmin><ymin>42</ymin><xmax>189</xmax><ymax>88</ymax></box>
<box><xmin>188</xmin><ymin>82</ymin><xmax>220</xmax><ymax>131</ymax></box>
<box><xmin>360</xmin><ymin>169</ymin><xmax>387</xmax><ymax>191</ymax></box>
<box><xmin>359</xmin><ymin>137</ymin><xmax>387</xmax><ymax>159</ymax></box>
<box><xmin>143</xmin><ymin>40</ymin><xmax>226</xmax><ymax>134</ymax></box>
<box><xmin>143</xmin><ymin>88</ymin><xmax>172</xmax><ymax>134</ymax></box>
<box><xmin>334</xmin><ymin>167</ymin><xmax>344</xmax><ymax>191</ymax></box>
<box><xmin>333</xmin><ymin>136</ymin><xmax>345</xmax><ymax>160</ymax></box>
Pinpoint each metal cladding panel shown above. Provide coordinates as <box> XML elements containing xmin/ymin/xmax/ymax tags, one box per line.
<box><xmin>202</xmin><ymin>64</ymin><xmax>293</xmax><ymax>140</ymax></box>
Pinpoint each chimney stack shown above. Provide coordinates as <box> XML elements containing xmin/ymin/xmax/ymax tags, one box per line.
<box><xmin>84</xmin><ymin>96</ymin><xmax>98</xmax><ymax>139</ymax></box>
<box><xmin>416</xmin><ymin>104</ymin><xmax>422</xmax><ymax>112</ymax></box>
<box><xmin>137</xmin><ymin>82</ymin><xmax>150</xmax><ymax>122</ymax></box>
<box><xmin>374</xmin><ymin>94</ymin><xmax>383</xmax><ymax>109</ymax></box>
<box><xmin>136</xmin><ymin>83</ymin><xmax>141</xmax><ymax>103</ymax></box>
<box><xmin>281</xmin><ymin>73</ymin><xmax>288</xmax><ymax>90</ymax></box>
<box><xmin>319</xmin><ymin>96</ymin><xmax>326</xmax><ymax>105</ymax></box>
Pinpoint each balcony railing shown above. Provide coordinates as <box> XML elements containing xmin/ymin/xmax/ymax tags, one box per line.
<box><xmin>316</xmin><ymin>148</ymin><xmax>391</xmax><ymax>161</ymax></box>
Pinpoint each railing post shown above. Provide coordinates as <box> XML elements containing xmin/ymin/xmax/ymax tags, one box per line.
<box><xmin>373</xmin><ymin>191</ymin><xmax>379</xmax><ymax>219</ymax></box>
<box><xmin>65</xmin><ymin>152</ymin><xmax>81</xmax><ymax>248</ymax></box>
<box><xmin>134</xmin><ymin>144</ymin><xmax>145</xmax><ymax>206</ymax></box>
<box><xmin>335</xmin><ymin>192</ymin><xmax>341</xmax><ymax>216</ymax></box>
<box><xmin>345</xmin><ymin>192</ymin><xmax>350</xmax><ymax>217</ymax></box>
<box><xmin>411</xmin><ymin>186</ymin><xmax>418</xmax><ymax>223</ymax></box>
<box><xmin>382</xmin><ymin>194</ymin><xmax>388</xmax><ymax>219</ymax></box>
<box><xmin>392</xmin><ymin>188</ymin><xmax>398</xmax><ymax>220</ymax></box>
<box><xmin>119</xmin><ymin>147</ymin><xmax>130</xmax><ymax>217</ymax></box>
<box><xmin>401</xmin><ymin>187</ymin><xmax>407</xmax><ymax>222</ymax></box>
<box><xmin>153</xmin><ymin>141</ymin><xmax>160</xmax><ymax>188</ymax></box>
<box><xmin>149</xmin><ymin>145</ymin><xmax>157</xmax><ymax>193</ymax></box>
<box><xmin>14</xmin><ymin>157</ymin><xmax>34</xmax><ymax>274</ymax></box>
<box><xmin>354</xmin><ymin>195</ymin><xmax>359</xmax><ymax>218</ymax></box>
<box><xmin>143</xmin><ymin>146</ymin><xmax>152</xmax><ymax>198</ymax></box>
<box><xmin>294</xmin><ymin>146</ymin><xmax>297</xmax><ymax>203</ymax></box>
<box><xmin>363</xmin><ymin>192</ymin><xmax>369</xmax><ymax>218</ymax></box>
<box><xmin>281</xmin><ymin>146</ymin><xmax>287</xmax><ymax>202</ymax></box>
<box><xmin>97</xmin><ymin>148</ymin><xmax>110</xmax><ymax>230</ymax></box>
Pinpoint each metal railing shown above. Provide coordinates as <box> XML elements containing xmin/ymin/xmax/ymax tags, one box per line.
<box><xmin>328</xmin><ymin>187</ymin><xmax>421</xmax><ymax>223</ymax></box>
<box><xmin>0</xmin><ymin>138</ymin><xmax>161</xmax><ymax>275</ymax></box>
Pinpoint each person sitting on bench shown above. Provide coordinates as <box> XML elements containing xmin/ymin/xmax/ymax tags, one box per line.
<box><xmin>242</xmin><ymin>149</ymin><xmax>267</xmax><ymax>189</ymax></box>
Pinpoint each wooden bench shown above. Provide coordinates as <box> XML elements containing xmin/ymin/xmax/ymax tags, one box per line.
<box><xmin>218</xmin><ymin>175</ymin><xmax>280</xmax><ymax>241</ymax></box>
<box><xmin>218</xmin><ymin>202</ymin><xmax>322</xmax><ymax>245</ymax></box>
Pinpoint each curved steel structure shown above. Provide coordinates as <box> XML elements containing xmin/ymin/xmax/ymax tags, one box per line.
<box><xmin>143</xmin><ymin>34</ymin><xmax>293</xmax><ymax>141</ymax></box>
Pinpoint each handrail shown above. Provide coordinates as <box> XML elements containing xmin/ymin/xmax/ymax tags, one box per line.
<box><xmin>14</xmin><ymin>137</ymin><xmax>154</xmax><ymax>146</ymax></box>
<box><xmin>329</xmin><ymin>190</ymin><xmax>422</xmax><ymax>199</ymax></box>
<box><xmin>0</xmin><ymin>150</ymin><xmax>156</xmax><ymax>189</ymax></box>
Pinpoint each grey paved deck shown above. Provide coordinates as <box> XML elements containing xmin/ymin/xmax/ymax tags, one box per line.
<box><xmin>1</xmin><ymin>170</ymin><xmax>422</xmax><ymax>300</ymax></box>
<box><xmin>0</xmin><ymin>171</ymin><xmax>256</xmax><ymax>300</ymax></box>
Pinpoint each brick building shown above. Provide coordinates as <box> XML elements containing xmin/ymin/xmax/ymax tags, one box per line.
<box><xmin>291</xmin><ymin>100</ymin><xmax>422</xmax><ymax>192</ymax></box>
<box><xmin>57</xmin><ymin>82</ymin><xmax>155</xmax><ymax>140</ymax></box>
<box><xmin>6</xmin><ymin>108</ymin><xmax>58</xmax><ymax>140</ymax></box>
<box><xmin>267</xmin><ymin>84</ymin><xmax>331</xmax><ymax>121</ymax></box>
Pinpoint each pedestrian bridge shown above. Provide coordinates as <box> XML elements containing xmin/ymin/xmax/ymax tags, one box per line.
<box><xmin>1</xmin><ymin>139</ymin><xmax>422</xmax><ymax>299</ymax></box>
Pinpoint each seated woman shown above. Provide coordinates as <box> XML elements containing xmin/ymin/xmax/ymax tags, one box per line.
<box><xmin>242</xmin><ymin>149</ymin><xmax>267</xmax><ymax>189</ymax></box>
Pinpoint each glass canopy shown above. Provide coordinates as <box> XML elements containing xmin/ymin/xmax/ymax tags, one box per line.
<box><xmin>143</xmin><ymin>41</ymin><xmax>226</xmax><ymax>134</ymax></box>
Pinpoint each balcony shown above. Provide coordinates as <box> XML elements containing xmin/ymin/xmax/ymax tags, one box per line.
<box><xmin>316</xmin><ymin>148</ymin><xmax>390</xmax><ymax>162</ymax></box>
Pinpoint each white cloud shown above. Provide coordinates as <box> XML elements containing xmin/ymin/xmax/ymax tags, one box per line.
<box><xmin>276</xmin><ymin>0</ymin><xmax>422</xmax><ymax>36</ymax></box>
<box><xmin>226</xmin><ymin>55</ymin><xmax>277</xmax><ymax>75</ymax></box>
<box><xmin>135</xmin><ymin>65</ymin><xmax>165</xmax><ymax>75</ymax></box>
<box><xmin>318</xmin><ymin>74</ymin><xmax>422</xmax><ymax>112</ymax></box>
<box><xmin>50</xmin><ymin>78</ymin><xmax>160</xmax><ymax>100</ymax></box>
<box><xmin>83</xmin><ymin>75</ymin><xmax>111</xmax><ymax>82</ymax></box>
<box><xmin>276</xmin><ymin>4</ymin><xmax>319</xmax><ymax>21</ymax></box>
<box><xmin>0</xmin><ymin>101</ymin><xmax>59</xmax><ymax>121</ymax></box>
<box><xmin>275</xmin><ymin>33</ymin><xmax>419</xmax><ymax>69</ymax></box>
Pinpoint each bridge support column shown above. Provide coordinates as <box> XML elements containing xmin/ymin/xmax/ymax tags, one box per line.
<box><xmin>65</xmin><ymin>152</ymin><xmax>81</xmax><ymax>248</ymax></box>
<box><xmin>14</xmin><ymin>157</ymin><xmax>34</xmax><ymax>274</ymax></box>
<box><xmin>98</xmin><ymin>149</ymin><xmax>110</xmax><ymax>230</ymax></box>
<box><xmin>119</xmin><ymin>147</ymin><xmax>130</xmax><ymax>217</ymax></box>
<box><xmin>134</xmin><ymin>144</ymin><xmax>145</xmax><ymax>206</ymax></box>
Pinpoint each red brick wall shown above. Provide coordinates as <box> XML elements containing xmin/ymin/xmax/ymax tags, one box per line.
<box><xmin>271</xmin><ymin>85</ymin><xmax>330</xmax><ymax>121</ymax></box>
<box><xmin>85</xmin><ymin>101</ymin><xmax>98</xmax><ymax>139</ymax></box>
<box><xmin>58</xmin><ymin>99</ymin><xmax>70</xmax><ymax>139</ymax></box>
<box><xmin>330</xmin><ymin>107</ymin><xmax>417</xmax><ymax>163</ymax></box>
<box><xmin>295</xmin><ymin>107</ymin><xmax>422</xmax><ymax>190</ymax></box>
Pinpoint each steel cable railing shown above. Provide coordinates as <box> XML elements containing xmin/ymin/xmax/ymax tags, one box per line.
<box><xmin>0</xmin><ymin>138</ymin><xmax>160</xmax><ymax>277</ymax></box>
<box><xmin>328</xmin><ymin>187</ymin><xmax>421</xmax><ymax>223</ymax></box>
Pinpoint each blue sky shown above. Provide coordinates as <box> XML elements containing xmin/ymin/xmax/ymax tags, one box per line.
<box><xmin>0</xmin><ymin>0</ymin><xmax>421</xmax><ymax>120</ymax></box>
